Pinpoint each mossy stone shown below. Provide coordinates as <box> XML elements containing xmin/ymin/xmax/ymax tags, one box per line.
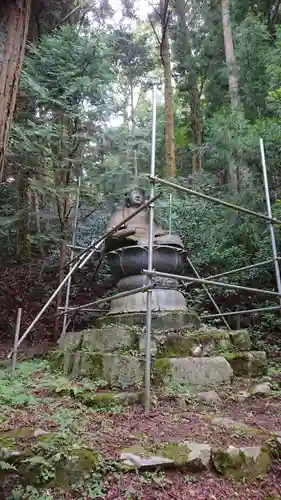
<box><xmin>155</xmin><ymin>443</ymin><xmax>191</xmax><ymax>466</ymax></box>
<box><xmin>159</xmin><ymin>335</ymin><xmax>197</xmax><ymax>357</ymax></box>
<box><xmin>223</xmin><ymin>352</ymin><xmax>251</xmax><ymax>376</ymax></box>
<box><xmin>76</xmin><ymin>391</ymin><xmax>139</xmax><ymax>408</ymax></box>
<box><xmin>212</xmin><ymin>446</ymin><xmax>269</xmax><ymax>481</ymax></box>
<box><xmin>216</xmin><ymin>337</ymin><xmax>233</xmax><ymax>351</ymax></box>
<box><xmin>48</xmin><ymin>349</ymin><xmax>65</xmax><ymax>372</ymax></box>
<box><xmin>121</xmin><ymin>444</ymin><xmax>151</xmax><ymax>458</ymax></box>
<box><xmin>79</xmin><ymin>352</ymin><xmax>104</xmax><ymax>379</ymax></box>
<box><xmin>230</xmin><ymin>330</ymin><xmax>252</xmax><ymax>351</ymax></box>
<box><xmin>223</xmin><ymin>351</ymin><xmax>267</xmax><ymax>377</ymax></box>
<box><xmin>250</xmin><ymin>351</ymin><xmax>267</xmax><ymax>377</ymax></box>
<box><xmin>153</xmin><ymin>358</ymin><xmax>172</xmax><ymax>385</ymax></box>
<box><xmin>53</xmin><ymin>448</ymin><xmax>100</xmax><ymax>487</ymax></box>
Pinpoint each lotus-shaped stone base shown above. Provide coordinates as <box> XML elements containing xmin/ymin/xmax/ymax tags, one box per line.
<box><xmin>108</xmin><ymin>289</ymin><xmax>187</xmax><ymax>315</ymax></box>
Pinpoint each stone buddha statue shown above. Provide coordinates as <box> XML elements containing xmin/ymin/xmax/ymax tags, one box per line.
<box><xmin>104</xmin><ymin>188</ymin><xmax>184</xmax><ymax>252</ymax></box>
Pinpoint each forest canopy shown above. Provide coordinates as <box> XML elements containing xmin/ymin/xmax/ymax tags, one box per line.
<box><xmin>1</xmin><ymin>0</ymin><xmax>281</xmax><ymax>345</ymax></box>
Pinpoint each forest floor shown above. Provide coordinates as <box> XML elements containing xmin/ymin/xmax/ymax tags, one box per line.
<box><xmin>0</xmin><ymin>357</ymin><xmax>281</xmax><ymax>500</ymax></box>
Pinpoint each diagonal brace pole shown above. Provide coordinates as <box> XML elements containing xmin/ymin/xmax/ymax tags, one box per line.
<box><xmin>185</xmin><ymin>255</ymin><xmax>231</xmax><ymax>331</ymax></box>
<box><xmin>7</xmin><ymin>193</ymin><xmax>160</xmax><ymax>359</ymax></box>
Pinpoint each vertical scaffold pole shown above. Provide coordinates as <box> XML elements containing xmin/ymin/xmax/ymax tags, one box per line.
<box><xmin>169</xmin><ymin>194</ymin><xmax>172</xmax><ymax>234</ymax></box>
<box><xmin>260</xmin><ymin>138</ymin><xmax>281</xmax><ymax>304</ymax></box>
<box><xmin>61</xmin><ymin>175</ymin><xmax>82</xmax><ymax>340</ymax></box>
<box><xmin>11</xmin><ymin>308</ymin><xmax>22</xmax><ymax>377</ymax></box>
<box><xmin>145</xmin><ymin>85</ymin><xmax>157</xmax><ymax>413</ymax></box>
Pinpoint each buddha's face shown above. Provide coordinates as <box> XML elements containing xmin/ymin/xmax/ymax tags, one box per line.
<box><xmin>129</xmin><ymin>189</ymin><xmax>145</xmax><ymax>206</ymax></box>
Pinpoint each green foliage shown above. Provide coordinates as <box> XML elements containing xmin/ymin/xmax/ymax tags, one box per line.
<box><xmin>3</xmin><ymin>0</ymin><xmax>281</xmax><ymax>345</ymax></box>
<box><xmin>0</xmin><ymin>360</ymin><xmax>127</xmax><ymax>497</ymax></box>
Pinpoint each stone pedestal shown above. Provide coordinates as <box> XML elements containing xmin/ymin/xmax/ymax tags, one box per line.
<box><xmin>57</xmin><ymin>315</ymin><xmax>267</xmax><ymax>390</ymax></box>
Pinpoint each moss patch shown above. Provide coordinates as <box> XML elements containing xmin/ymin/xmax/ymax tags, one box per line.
<box><xmin>212</xmin><ymin>446</ymin><xmax>269</xmax><ymax>481</ymax></box>
<box><xmin>156</xmin><ymin>329</ymin><xmax>233</xmax><ymax>358</ymax></box>
<box><xmin>155</xmin><ymin>443</ymin><xmax>190</xmax><ymax>466</ymax></box>
<box><xmin>153</xmin><ymin>358</ymin><xmax>172</xmax><ymax>385</ymax></box>
<box><xmin>0</xmin><ymin>428</ymin><xmax>104</xmax><ymax>487</ymax></box>
<box><xmin>76</xmin><ymin>391</ymin><xmax>139</xmax><ymax>408</ymax></box>
<box><xmin>230</xmin><ymin>330</ymin><xmax>252</xmax><ymax>351</ymax></box>
<box><xmin>48</xmin><ymin>349</ymin><xmax>66</xmax><ymax>372</ymax></box>
<box><xmin>223</xmin><ymin>351</ymin><xmax>267</xmax><ymax>377</ymax></box>
<box><xmin>158</xmin><ymin>335</ymin><xmax>197</xmax><ymax>357</ymax></box>
<box><xmin>71</xmin><ymin>351</ymin><xmax>104</xmax><ymax>379</ymax></box>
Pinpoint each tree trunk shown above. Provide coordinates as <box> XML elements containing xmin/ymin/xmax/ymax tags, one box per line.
<box><xmin>190</xmin><ymin>87</ymin><xmax>203</xmax><ymax>173</ymax></box>
<box><xmin>221</xmin><ymin>0</ymin><xmax>240</xmax><ymax>191</ymax></box>
<box><xmin>175</xmin><ymin>0</ymin><xmax>203</xmax><ymax>174</ymax></box>
<box><xmin>160</xmin><ymin>0</ymin><xmax>176</xmax><ymax>179</ymax></box>
<box><xmin>221</xmin><ymin>0</ymin><xmax>240</xmax><ymax>110</ymax></box>
<box><xmin>0</xmin><ymin>0</ymin><xmax>32</xmax><ymax>183</ymax></box>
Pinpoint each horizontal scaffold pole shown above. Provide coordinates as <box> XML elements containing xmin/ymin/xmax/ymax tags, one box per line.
<box><xmin>201</xmin><ymin>305</ymin><xmax>281</xmax><ymax>319</ymax></box>
<box><xmin>7</xmin><ymin>194</ymin><xmax>160</xmax><ymax>359</ymax></box>
<box><xmin>150</xmin><ymin>175</ymin><xmax>281</xmax><ymax>225</ymax></box>
<box><xmin>143</xmin><ymin>269</ymin><xmax>281</xmax><ymax>298</ymax></box>
<box><xmin>184</xmin><ymin>259</ymin><xmax>274</xmax><ymax>287</ymax></box>
<box><xmin>57</xmin><ymin>283</ymin><xmax>156</xmax><ymax>315</ymax></box>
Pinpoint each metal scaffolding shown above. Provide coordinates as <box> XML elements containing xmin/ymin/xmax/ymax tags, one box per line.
<box><xmin>8</xmin><ymin>88</ymin><xmax>281</xmax><ymax>415</ymax></box>
<box><xmin>141</xmin><ymin>134</ymin><xmax>281</xmax><ymax>411</ymax></box>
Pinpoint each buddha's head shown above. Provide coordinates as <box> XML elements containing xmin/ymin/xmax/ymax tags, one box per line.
<box><xmin>125</xmin><ymin>188</ymin><xmax>146</xmax><ymax>207</ymax></box>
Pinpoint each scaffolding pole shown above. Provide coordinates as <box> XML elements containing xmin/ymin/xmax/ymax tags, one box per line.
<box><xmin>145</xmin><ymin>85</ymin><xmax>157</xmax><ymax>414</ymax></box>
<box><xmin>62</xmin><ymin>193</ymin><xmax>160</xmax><ymax>270</ymax></box>
<box><xmin>185</xmin><ymin>255</ymin><xmax>231</xmax><ymax>331</ymax></box>
<box><xmin>149</xmin><ymin>175</ymin><xmax>281</xmax><ymax>225</ymax></box>
<box><xmin>201</xmin><ymin>305</ymin><xmax>281</xmax><ymax>319</ymax></box>
<box><xmin>260</xmin><ymin>138</ymin><xmax>281</xmax><ymax>305</ymax></box>
<box><xmin>168</xmin><ymin>194</ymin><xmax>172</xmax><ymax>234</ymax></box>
<box><xmin>7</xmin><ymin>194</ymin><xmax>160</xmax><ymax>359</ymax></box>
<box><xmin>184</xmin><ymin>259</ymin><xmax>274</xmax><ymax>287</ymax></box>
<box><xmin>57</xmin><ymin>283</ymin><xmax>156</xmax><ymax>315</ymax></box>
<box><xmin>143</xmin><ymin>270</ymin><xmax>281</xmax><ymax>298</ymax></box>
<box><xmin>61</xmin><ymin>175</ymin><xmax>82</xmax><ymax>341</ymax></box>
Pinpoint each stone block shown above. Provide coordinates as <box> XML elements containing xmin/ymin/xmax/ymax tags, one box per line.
<box><xmin>62</xmin><ymin>351</ymin><xmax>144</xmax><ymax>389</ymax></box>
<box><xmin>252</xmin><ymin>382</ymin><xmax>271</xmax><ymax>397</ymax></box>
<box><xmin>121</xmin><ymin>442</ymin><xmax>211</xmax><ymax>472</ymax></box>
<box><xmin>190</xmin><ymin>328</ymin><xmax>233</xmax><ymax>356</ymax></box>
<box><xmin>59</xmin><ymin>331</ymin><xmax>82</xmax><ymax>349</ymax></box>
<box><xmin>197</xmin><ymin>390</ymin><xmax>221</xmax><ymax>405</ymax></box>
<box><xmin>212</xmin><ymin>445</ymin><xmax>269</xmax><ymax>480</ymax></box>
<box><xmin>156</xmin><ymin>442</ymin><xmax>211</xmax><ymax>471</ymax></box>
<box><xmin>82</xmin><ymin>326</ymin><xmax>136</xmax><ymax>352</ymax></box>
<box><xmin>76</xmin><ymin>391</ymin><xmax>141</xmax><ymax>408</ymax></box>
<box><xmin>102</xmin><ymin>354</ymin><xmax>144</xmax><ymax>389</ymax></box>
<box><xmin>153</xmin><ymin>356</ymin><xmax>233</xmax><ymax>387</ymax></box>
<box><xmin>0</xmin><ymin>428</ymin><xmax>101</xmax><ymax>487</ymax></box>
<box><xmin>157</xmin><ymin>333</ymin><xmax>199</xmax><ymax>358</ymax></box>
<box><xmin>152</xmin><ymin>328</ymin><xmax>234</xmax><ymax>359</ymax></box>
<box><xmin>223</xmin><ymin>351</ymin><xmax>267</xmax><ymax>377</ymax></box>
<box><xmin>230</xmin><ymin>330</ymin><xmax>252</xmax><ymax>351</ymax></box>
<box><xmin>121</xmin><ymin>445</ymin><xmax>174</xmax><ymax>470</ymax></box>
<box><xmin>60</xmin><ymin>326</ymin><xmax>136</xmax><ymax>353</ymax></box>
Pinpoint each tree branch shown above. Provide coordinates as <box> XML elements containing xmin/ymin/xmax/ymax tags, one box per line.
<box><xmin>56</xmin><ymin>1</ymin><xmax>92</xmax><ymax>27</ymax></box>
<box><xmin>148</xmin><ymin>15</ymin><xmax>161</xmax><ymax>46</ymax></box>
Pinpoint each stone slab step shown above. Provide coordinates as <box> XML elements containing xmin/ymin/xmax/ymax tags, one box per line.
<box><xmin>53</xmin><ymin>351</ymin><xmax>234</xmax><ymax>389</ymax></box>
<box><xmin>59</xmin><ymin>324</ymin><xmax>253</xmax><ymax>358</ymax></box>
